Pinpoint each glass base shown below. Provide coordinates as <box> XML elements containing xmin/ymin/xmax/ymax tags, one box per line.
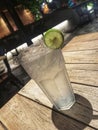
<box><xmin>57</xmin><ymin>99</ymin><xmax>76</xmax><ymax>111</ymax></box>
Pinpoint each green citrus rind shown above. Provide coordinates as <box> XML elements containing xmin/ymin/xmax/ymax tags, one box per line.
<box><xmin>44</xmin><ymin>29</ymin><xmax>64</xmax><ymax>49</ymax></box>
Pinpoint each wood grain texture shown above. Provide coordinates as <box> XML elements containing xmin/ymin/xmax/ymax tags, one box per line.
<box><xmin>71</xmin><ymin>83</ymin><xmax>98</xmax><ymax>129</ymax></box>
<box><xmin>19</xmin><ymin>79</ymin><xmax>98</xmax><ymax>129</ymax></box>
<box><xmin>67</xmin><ymin>69</ymin><xmax>98</xmax><ymax>86</ymax></box>
<box><xmin>19</xmin><ymin>80</ymin><xmax>52</xmax><ymax>107</ymax></box>
<box><xmin>0</xmin><ymin>94</ymin><xmax>93</xmax><ymax>130</ymax></box>
<box><xmin>63</xmin><ymin>50</ymin><xmax>98</xmax><ymax>63</ymax></box>
<box><xmin>72</xmin><ymin>83</ymin><xmax>98</xmax><ymax>111</ymax></box>
<box><xmin>66</xmin><ymin>63</ymin><xmax>98</xmax><ymax>86</ymax></box>
<box><xmin>62</xmin><ymin>40</ymin><xmax>98</xmax><ymax>52</ymax></box>
<box><xmin>69</xmin><ymin>32</ymin><xmax>98</xmax><ymax>43</ymax></box>
<box><xmin>66</xmin><ymin>64</ymin><xmax>98</xmax><ymax>71</ymax></box>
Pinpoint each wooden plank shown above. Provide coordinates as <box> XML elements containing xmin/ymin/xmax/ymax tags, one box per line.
<box><xmin>67</xmin><ymin>69</ymin><xmax>98</xmax><ymax>86</ymax></box>
<box><xmin>66</xmin><ymin>64</ymin><xmax>98</xmax><ymax>71</ymax></box>
<box><xmin>19</xmin><ymin>80</ymin><xmax>52</xmax><ymax>107</ymax></box>
<box><xmin>62</xmin><ymin>40</ymin><xmax>98</xmax><ymax>52</ymax></box>
<box><xmin>68</xmin><ymin>83</ymin><xmax>98</xmax><ymax>129</ymax></box>
<box><xmin>0</xmin><ymin>94</ymin><xmax>93</xmax><ymax>130</ymax></box>
<box><xmin>63</xmin><ymin>50</ymin><xmax>98</xmax><ymax>63</ymax></box>
<box><xmin>72</xmin><ymin>83</ymin><xmax>98</xmax><ymax>129</ymax></box>
<box><xmin>69</xmin><ymin>32</ymin><xmax>98</xmax><ymax>43</ymax></box>
<box><xmin>66</xmin><ymin>64</ymin><xmax>98</xmax><ymax>86</ymax></box>
<box><xmin>19</xmin><ymin>79</ymin><xmax>98</xmax><ymax>129</ymax></box>
<box><xmin>61</xmin><ymin>93</ymin><xmax>98</xmax><ymax>129</ymax></box>
<box><xmin>72</xmin><ymin>83</ymin><xmax>98</xmax><ymax>111</ymax></box>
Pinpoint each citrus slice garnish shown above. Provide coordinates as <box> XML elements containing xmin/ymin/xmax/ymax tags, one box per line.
<box><xmin>44</xmin><ymin>29</ymin><xmax>64</xmax><ymax>49</ymax></box>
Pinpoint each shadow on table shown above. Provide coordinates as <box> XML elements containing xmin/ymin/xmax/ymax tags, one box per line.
<box><xmin>52</xmin><ymin>94</ymin><xmax>96</xmax><ymax>130</ymax></box>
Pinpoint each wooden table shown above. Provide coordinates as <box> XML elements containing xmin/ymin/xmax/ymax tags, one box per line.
<box><xmin>0</xmin><ymin>32</ymin><xmax>98</xmax><ymax>130</ymax></box>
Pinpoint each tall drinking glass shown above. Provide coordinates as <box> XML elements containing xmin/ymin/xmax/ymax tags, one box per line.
<box><xmin>18</xmin><ymin>44</ymin><xmax>75</xmax><ymax>110</ymax></box>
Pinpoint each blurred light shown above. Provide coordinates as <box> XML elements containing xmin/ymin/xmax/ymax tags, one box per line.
<box><xmin>87</xmin><ymin>5</ymin><xmax>93</xmax><ymax>11</ymax></box>
<box><xmin>87</xmin><ymin>3</ymin><xmax>94</xmax><ymax>13</ymax></box>
<box><xmin>46</xmin><ymin>0</ymin><xmax>53</xmax><ymax>3</ymax></box>
<box><xmin>15</xmin><ymin>5</ymin><xmax>35</xmax><ymax>25</ymax></box>
<box><xmin>3</xmin><ymin>10</ymin><xmax>18</xmax><ymax>31</ymax></box>
<box><xmin>0</xmin><ymin>16</ymin><xmax>11</xmax><ymax>38</ymax></box>
<box><xmin>41</xmin><ymin>2</ymin><xmax>50</xmax><ymax>14</ymax></box>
